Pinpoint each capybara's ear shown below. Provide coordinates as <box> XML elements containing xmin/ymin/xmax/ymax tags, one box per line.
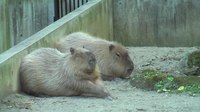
<box><xmin>70</xmin><ymin>47</ymin><xmax>75</xmax><ymax>55</ymax></box>
<box><xmin>109</xmin><ymin>44</ymin><xmax>115</xmax><ymax>51</ymax></box>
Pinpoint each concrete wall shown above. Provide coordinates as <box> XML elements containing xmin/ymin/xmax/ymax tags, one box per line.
<box><xmin>0</xmin><ymin>0</ymin><xmax>113</xmax><ymax>99</ymax></box>
<box><xmin>113</xmin><ymin>0</ymin><xmax>200</xmax><ymax>47</ymax></box>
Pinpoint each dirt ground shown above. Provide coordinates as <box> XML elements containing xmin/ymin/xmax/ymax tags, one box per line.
<box><xmin>1</xmin><ymin>47</ymin><xmax>200</xmax><ymax>112</ymax></box>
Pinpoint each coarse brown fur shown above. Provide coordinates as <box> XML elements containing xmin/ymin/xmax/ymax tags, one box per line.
<box><xmin>19</xmin><ymin>47</ymin><xmax>109</xmax><ymax>97</ymax></box>
<box><xmin>56</xmin><ymin>32</ymin><xmax>134</xmax><ymax>80</ymax></box>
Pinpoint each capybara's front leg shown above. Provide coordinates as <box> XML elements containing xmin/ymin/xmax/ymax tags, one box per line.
<box><xmin>79</xmin><ymin>81</ymin><xmax>110</xmax><ymax>98</ymax></box>
<box><xmin>101</xmin><ymin>75</ymin><xmax>115</xmax><ymax>81</ymax></box>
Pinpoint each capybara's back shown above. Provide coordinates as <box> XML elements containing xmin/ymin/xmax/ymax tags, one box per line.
<box><xmin>56</xmin><ymin>32</ymin><xmax>104</xmax><ymax>52</ymax></box>
<box><xmin>56</xmin><ymin>32</ymin><xmax>134</xmax><ymax>80</ymax></box>
<box><xmin>19</xmin><ymin>47</ymin><xmax>109</xmax><ymax>97</ymax></box>
<box><xmin>20</xmin><ymin>48</ymin><xmax>68</xmax><ymax>96</ymax></box>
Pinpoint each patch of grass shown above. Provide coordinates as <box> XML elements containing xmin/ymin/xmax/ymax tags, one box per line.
<box><xmin>176</xmin><ymin>84</ymin><xmax>200</xmax><ymax>93</ymax></box>
<box><xmin>130</xmin><ymin>69</ymin><xmax>200</xmax><ymax>94</ymax></box>
<box><xmin>155</xmin><ymin>75</ymin><xmax>178</xmax><ymax>92</ymax></box>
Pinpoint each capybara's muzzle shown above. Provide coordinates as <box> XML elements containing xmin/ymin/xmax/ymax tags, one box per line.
<box><xmin>126</xmin><ymin>61</ymin><xmax>134</xmax><ymax>76</ymax></box>
<box><xmin>88</xmin><ymin>54</ymin><xmax>96</xmax><ymax>65</ymax></box>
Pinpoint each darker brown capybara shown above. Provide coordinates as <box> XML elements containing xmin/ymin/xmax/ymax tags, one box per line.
<box><xmin>56</xmin><ymin>32</ymin><xmax>134</xmax><ymax>80</ymax></box>
<box><xmin>19</xmin><ymin>47</ymin><xmax>109</xmax><ymax>98</ymax></box>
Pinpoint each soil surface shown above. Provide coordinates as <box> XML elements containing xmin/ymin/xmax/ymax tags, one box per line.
<box><xmin>1</xmin><ymin>47</ymin><xmax>200</xmax><ymax>112</ymax></box>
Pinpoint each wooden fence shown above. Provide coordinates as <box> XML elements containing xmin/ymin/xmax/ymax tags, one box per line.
<box><xmin>113</xmin><ymin>0</ymin><xmax>200</xmax><ymax>47</ymax></box>
<box><xmin>0</xmin><ymin>0</ymin><xmax>89</xmax><ymax>53</ymax></box>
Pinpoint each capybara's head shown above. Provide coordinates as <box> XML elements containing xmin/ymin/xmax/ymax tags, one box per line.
<box><xmin>70</xmin><ymin>47</ymin><xmax>96</xmax><ymax>74</ymax></box>
<box><xmin>107</xmin><ymin>43</ymin><xmax>134</xmax><ymax>79</ymax></box>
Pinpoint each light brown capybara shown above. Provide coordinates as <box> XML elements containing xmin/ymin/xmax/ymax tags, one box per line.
<box><xmin>19</xmin><ymin>47</ymin><xmax>110</xmax><ymax>98</ymax></box>
<box><xmin>56</xmin><ymin>32</ymin><xmax>134</xmax><ymax>80</ymax></box>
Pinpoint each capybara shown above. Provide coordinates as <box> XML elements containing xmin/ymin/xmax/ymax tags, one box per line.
<box><xmin>56</xmin><ymin>32</ymin><xmax>134</xmax><ymax>80</ymax></box>
<box><xmin>19</xmin><ymin>47</ymin><xmax>109</xmax><ymax>98</ymax></box>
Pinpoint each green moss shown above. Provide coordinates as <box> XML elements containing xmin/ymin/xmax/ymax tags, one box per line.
<box><xmin>155</xmin><ymin>75</ymin><xmax>178</xmax><ymax>91</ymax></box>
<box><xmin>184</xmin><ymin>85</ymin><xmax>200</xmax><ymax>93</ymax></box>
<box><xmin>130</xmin><ymin>69</ymin><xmax>200</xmax><ymax>94</ymax></box>
<box><xmin>131</xmin><ymin>69</ymin><xmax>167</xmax><ymax>90</ymax></box>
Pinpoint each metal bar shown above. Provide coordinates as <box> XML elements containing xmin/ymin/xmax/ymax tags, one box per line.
<box><xmin>82</xmin><ymin>0</ymin><xmax>84</xmax><ymax>5</ymax></box>
<box><xmin>65</xmin><ymin>0</ymin><xmax>68</xmax><ymax>14</ymax></box>
<box><xmin>73</xmin><ymin>0</ymin><xmax>75</xmax><ymax>10</ymax></box>
<box><xmin>78</xmin><ymin>0</ymin><xmax>80</xmax><ymax>7</ymax></box>
<box><xmin>69</xmin><ymin>0</ymin><xmax>72</xmax><ymax>12</ymax></box>
<box><xmin>59</xmin><ymin>0</ymin><xmax>63</xmax><ymax>17</ymax></box>
<box><xmin>54</xmin><ymin>0</ymin><xmax>59</xmax><ymax>21</ymax></box>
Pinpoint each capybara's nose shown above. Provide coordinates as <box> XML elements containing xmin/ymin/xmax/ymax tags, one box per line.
<box><xmin>89</xmin><ymin>55</ymin><xmax>96</xmax><ymax>65</ymax></box>
<box><xmin>127</xmin><ymin>63</ymin><xmax>134</xmax><ymax>75</ymax></box>
<box><xmin>127</xmin><ymin>68</ymin><xmax>133</xmax><ymax>75</ymax></box>
<box><xmin>89</xmin><ymin>58</ymin><xmax>95</xmax><ymax>64</ymax></box>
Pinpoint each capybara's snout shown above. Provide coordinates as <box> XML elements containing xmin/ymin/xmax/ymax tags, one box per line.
<box><xmin>88</xmin><ymin>52</ymin><xmax>96</xmax><ymax>65</ymax></box>
<box><xmin>127</xmin><ymin>65</ymin><xmax>134</xmax><ymax>75</ymax></box>
<box><xmin>123</xmin><ymin>60</ymin><xmax>134</xmax><ymax>78</ymax></box>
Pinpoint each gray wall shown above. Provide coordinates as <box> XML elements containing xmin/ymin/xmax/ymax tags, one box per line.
<box><xmin>0</xmin><ymin>0</ymin><xmax>54</xmax><ymax>53</ymax></box>
<box><xmin>113</xmin><ymin>0</ymin><xmax>200</xmax><ymax>47</ymax></box>
<box><xmin>0</xmin><ymin>0</ymin><xmax>113</xmax><ymax>99</ymax></box>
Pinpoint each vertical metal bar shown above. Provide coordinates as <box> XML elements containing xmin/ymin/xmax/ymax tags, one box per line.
<box><xmin>67</xmin><ymin>0</ymin><xmax>70</xmax><ymax>14</ymax></box>
<box><xmin>61</xmin><ymin>0</ymin><xmax>64</xmax><ymax>17</ymax></box>
<box><xmin>78</xmin><ymin>0</ymin><xmax>80</xmax><ymax>7</ymax></box>
<box><xmin>54</xmin><ymin>0</ymin><xmax>59</xmax><ymax>21</ymax></box>
<box><xmin>65</xmin><ymin>0</ymin><xmax>68</xmax><ymax>14</ymax></box>
<box><xmin>62</xmin><ymin>0</ymin><xmax>66</xmax><ymax>16</ymax></box>
<box><xmin>82</xmin><ymin>0</ymin><xmax>84</xmax><ymax>5</ymax></box>
<box><xmin>73</xmin><ymin>0</ymin><xmax>75</xmax><ymax>10</ymax></box>
<box><xmin>60</xmin><ymin>0</ymin><xmax>62</xmax><ymax>17</ymax></box>
<box><xmin>69</xmin><ymin>0</ymin><xmax>72</xmax><ymax>12</ymax></box>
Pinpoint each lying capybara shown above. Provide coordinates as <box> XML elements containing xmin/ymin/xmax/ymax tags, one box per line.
<box><xmin>56</xmin><ymin>32</ymin><xmax>134</xmax><ymax>80</ymax></box>
<box><xmin>19</xmin><ymin>47</ymin><xmax>109</xmax><ymax>98</ymax></box>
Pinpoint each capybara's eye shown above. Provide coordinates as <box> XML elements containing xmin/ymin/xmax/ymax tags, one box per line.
<box><xmin>115</xmin><ymin>52</ymin><xmax>120</xmax><ymax>57</ymax></box>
